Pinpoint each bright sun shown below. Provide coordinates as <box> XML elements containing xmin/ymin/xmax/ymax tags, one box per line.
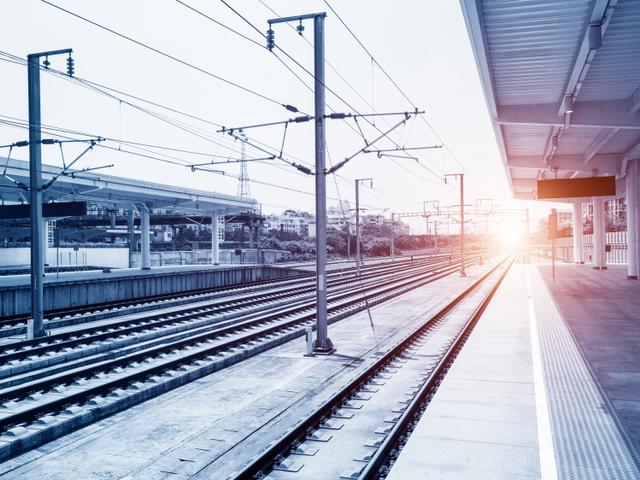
<box><xmin>499</xmin><ymin>227</ymin><xmax>521</xmax><ymax>249</ymax></box>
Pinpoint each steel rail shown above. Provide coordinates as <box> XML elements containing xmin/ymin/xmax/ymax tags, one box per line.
<box><xmin>230</xmin><ymin>254</ymin><xmax>513</xmax><ymax>479</ymax></box>
<box><xmin>0</xmin><ymin>255</ymin><xmax>486</xmax><ymax>432</ymax></box>
<box><xmin>0</xmin><ymin>256</ymin><xmax>460</xmax><ymax>361</ymax></box>
<box><xmin>0</xmin><ymin>253</ymin><xmax>453</xmax><ymax>330</ymax></box>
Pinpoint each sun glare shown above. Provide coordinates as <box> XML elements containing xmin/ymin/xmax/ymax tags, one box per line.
<box><xmin>499</xmin><ymin>227</ymin><xmax>521</xmax><ymax>249</ymax></box>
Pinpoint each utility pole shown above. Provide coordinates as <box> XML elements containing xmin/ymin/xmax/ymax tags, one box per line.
<box><xmin>445</xmin><ymin>174</ymin><xmax>466</xmax><ymax>276</ymax></box>
<box><xmin>355</xmin><ymin>178</ymin><xmax>373</xmax><ymax>274</ymax></box>
<box><xmin>268</xmin><ymin>12</ymin><xmax>333</xmax><ymax>354</ymax></box>
<box><xmin>27</xmin><ymin>48</ymin><xmax>74</xmax><ymax>339</ymax></box>
<box><xmin>237</xmin><ymin>129</ymin><xmax>250</xmax><ymax>198</ymax></box>
<box><xmin>390</xmin><ymin>212</ymin><xmax>395</xmax><ymax>262</ymax></box>
<box><xmin>434</xmin><ymin>220</ymin><xmax>439</xmax><ymax>253</ymax></box>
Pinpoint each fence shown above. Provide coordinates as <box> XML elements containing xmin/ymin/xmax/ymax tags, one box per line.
<box><xmin>554</xmin><ymin>231</ymin><xmax>628</xmax><ymax>264</ymax></box>
<box><xmin>130</xmin><ymin>249</ymin><xmax>290</xmax><ymax>267</ymax></box>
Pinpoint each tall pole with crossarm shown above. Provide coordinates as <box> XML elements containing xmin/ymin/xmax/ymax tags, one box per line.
<box><xmin>268</xmin><ymin>12</ymin><xmax>334</xmax><ymax>353</ymax></box>
<box><xmin>445</xmin><ymin>174</ymin><xmax>466</xmax><ymax>277</ymax></box>
<box><xmin>27</xmin><ymin>48</ymin><xmax>74</xmax><ymax>339</ymax></box>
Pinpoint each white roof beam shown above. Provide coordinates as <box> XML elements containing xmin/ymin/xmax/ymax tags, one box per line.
<box><xmin>459</xmin><ymin>0</ymin><xmax>514</xmax><ymax>194</ymax></box>
<box><xmin>512</xmin><ymin>178</ymin><xmax>537</xmax><ymax>189</ymax></box>
<box><xmin>510</xmin><ymin>154</ymin><xmax>619</xmax><ymax>173</ymax></box>
<box><xmin>559</xmin><ymin>0</ymin><xmax>617</xmax><ymax>113</ymax></box>
<box><xmin>619</xmin><ymin>139</ymin><xmax>640</xmax><ymax>178</ymax></box>
<box><xmin>631</xmin><ymin>88</ymin><xmax>640</xmax><ymax>114</ymax></box>
<box><xmin>498</xmin><ymin>101</ymin><xmax>640</xmax><ymax>129</ymax></box>
<box><xmin>584</xmin><ymin>128</ymin><xmax>619</xmax><ymax>163</ymax></box>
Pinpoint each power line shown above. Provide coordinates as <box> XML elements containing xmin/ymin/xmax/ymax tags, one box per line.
<box><xmin>170</xmin><ymin>3</ymin><xmax>444</xmax><ymax>188</ymax></box>
<box><xmin>217</xmin><ymin>0</ymin><xmax>448</xmax><ymax>188</ymax></box>
<box><xmin>0</xmin><ymin>116</ymin><xmax>384</xmax><ymax>210</ymax></box>
<box><xmin>41</xmin><ymin>0</ymin><xmax>301</xmax><ymax>112</ymax></box>
<box><xmin>175</xmin><ymin>0</ymin><xmax>317</xmax><ymax>101</ymax></box>
<box><xmin>0</xmin><ymin>51</ymin><xmax>319</xmax><ymax>171</ymax></box>
<box><xmin>256</xmin><ymin>0</ymin><xmax>379</xmax><ymax>116</ymax></box>
<box><xmin>322</xmin><ymin>0</ymin><xmax>487</xmax><ymax>195</ymax></box>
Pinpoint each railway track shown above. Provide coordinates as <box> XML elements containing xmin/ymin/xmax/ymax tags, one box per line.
<box><xmin>229</xmin><ymin>254</ymin><xmax>514</xmax><ymax>480</ymax></box>
<box><xmin>0</xmin><ymin>253</ymin><xmax>463</xmax><ymax>336</ymax></box>
<box><xmin>0</xmin><ymin>253</ymin><xmax>489</xmax><ymax>462</ymax></box>
<box><xmin>0</xmin><ymin>257</ymin><xmax>459</xmax><ymax>387</ymax></box>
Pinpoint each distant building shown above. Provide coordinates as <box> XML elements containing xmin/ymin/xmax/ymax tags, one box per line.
<box><xmin>327</xmin><ymin>202</ymin><xmax>353</xmax><ymax>233</ymax></box>
<box><xmin>557</xmin><ymin>210</ymin><xmax>572</xmax><ymax>228</ymax></box>
<box><xmin>264</xmin><ymin>210</ymin><xmax>314</xmax><ymax>236</ymax></box>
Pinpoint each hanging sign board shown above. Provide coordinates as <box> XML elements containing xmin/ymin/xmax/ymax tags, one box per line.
<box><xmin>0</xmin><ymin>201</ymin><xmax>87</xmax><ymax>219</ymax></box>
<box><xmin>537</xmin><ymin>176</ymin><xmax>615</xmax><ymax>199</ymax></box>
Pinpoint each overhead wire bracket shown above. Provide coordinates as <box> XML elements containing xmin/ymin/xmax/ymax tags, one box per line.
<box><xmin>326</xmin><ymin>116</ymin><xmax>410</xmax><ymax>175</ymax></box>
<box><xmin>42</xmin><ymin>138</ymin><xmax>103</xmax><ymax>190</ymax></box>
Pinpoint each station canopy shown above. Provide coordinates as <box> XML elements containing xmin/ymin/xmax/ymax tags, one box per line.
<box><xmin>460</xmin><ymin>0</ymin><xmax>640</xmax><ymax>200</ymax></box>
<box><xmin>0</xmin><ymin>158</ymin><xmax>257</xmax><ymax>215</ymax></box>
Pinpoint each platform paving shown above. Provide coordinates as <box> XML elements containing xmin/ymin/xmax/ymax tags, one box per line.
<box><xmin>0</xmin><ymin>260</ymin><xmax>496</xmax><ymax>479</ymax></box>
<box><xmin>387</xmin><ymin>262</ymin><xmax>639</xmax><ymax>480</ymax></box>
<box><xmin>538</xmin><ymin>263</ymin><xmax>640</xmax><ymax>457</ymax></box>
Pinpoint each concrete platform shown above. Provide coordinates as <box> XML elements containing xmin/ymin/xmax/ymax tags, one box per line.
<box><xmin>0</xmin><ymin>264</ymin><xmax>302</xmax><ymax>317</ymax></box>
<box><xmin>387</xmin><ymin>262</ymin><xmax>640</xmax><ymax>480</ymax></box>
<box><xmin>0</xmin><ymin>262</ymin><xmax>496</xmax><ymax>480</ymax></box>
<box><xmin>538</xmin><ymin>263</ymin><xmax>640</xmax><ymax>456</ymax></box>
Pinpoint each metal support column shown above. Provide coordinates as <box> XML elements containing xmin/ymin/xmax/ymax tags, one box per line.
<box><xmin>355</xmin><ymin>178</ymin><xmax>372</xmax><ymax>272</ymax></box>
<box><xmin>268</xmin><ymin>12</ymin><xmax>331</xmax><ymax>353</ymax></box>
<box><xmin>572</xmin><ymin>201</ymin><xmax>584</xmax><ymax>264</ymax></box>
<box><xmin>390</xmin><ymin>213</ymin><xmax>395</xmax><ymax>262</ymax></box>
<box><xmin>355</xmin><ymin>180</ymin><xmax>361</xmax><ymax>272</ymax></box>
<box><xmin>141</xmin><ymin>205</ymin><xmax>151</xmax><ymax>270</ymax></box>
<box><xmin>592</xmin><ymin>197</ymin><xmax>606</xmax><ymax>269</ymax></box>
<box><xmin>434</xmin><ymin>221</ymin><xmax>438</xmax><ymax>254</ymax></box>
<box><xmin>43</xmin><ymin>220</ymin><xmax>49</xmax><ymax>267</ymax></box>
<box><xmin>446</xmin><ymin>173</ymin><xmax>466</xmax><ymax>277</ymax></box>
<box><xmin>127</xmin><ymin>208</ymin><xmax>135</xmax><ymax>268</ymax></box>
<box><xmin>312</xmin><ymin>13</ymin><xmax>331</xmax><ymax>352</ymax></box>
<box><xmin>26</xmin><ymin>48</ymin><xmax>73</xmax><ymax>339</ymax></box>
<box><xmin>211</xmin><ymin>213</ymin><xmax>220</xmax><ymax>265</ymax></box>
<box><xmin>27</xmin><ymin>53</ymin><xmax>45</xmax><ymax>339</ymax></box>
<box><xmin>626</xmin><ymin>160</ymin><xmax>638</xmax><ymax>279</ymax></box>
<box><xmin>312</xmin><ymin>13</ymin><xmax>332</xmax><ymax>353</ymax></box>
<box><xmin>460</xmin><ymin>175</ymin><xmax>466</xmax><ymax>276</ymax></box>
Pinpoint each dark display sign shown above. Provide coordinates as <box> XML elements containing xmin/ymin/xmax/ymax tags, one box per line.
<box><xmin>537</xmin><ymin>176</ymin><xmax>615</xmax><ymax>199</ymax></box>
<box><xmin>0</xmin><ymin>201</ymin><xmax>87</xmax><ymax>219</ymax></box>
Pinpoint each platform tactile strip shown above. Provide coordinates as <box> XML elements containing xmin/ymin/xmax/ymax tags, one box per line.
<box><xmin>530</xmin><ymin>265</ymin><xmax>640</xmax><ymax>480</ymax></box>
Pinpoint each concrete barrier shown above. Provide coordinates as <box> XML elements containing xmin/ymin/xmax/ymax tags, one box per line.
<box><xmin>0</xmin><ymin>265</ymin><xmax>303</xmax><ymax>318</ymax></box>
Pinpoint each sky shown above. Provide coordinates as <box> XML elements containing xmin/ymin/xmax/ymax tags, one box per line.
<box><xmin>0</xmin><ymin>0</ymin><xmax>553</xmax><ymax>234</ymax></box>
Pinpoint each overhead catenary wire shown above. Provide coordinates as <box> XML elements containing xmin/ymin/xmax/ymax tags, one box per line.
<box><xmin>216</xmin><ymin>0</ymin><xmax>445</xmax><ymax>183</ymax></box>
<box><xmin>322</xmin><ymin>0</ymin><xmax>487</xmax><ymax>195</ymax></box>
<box><xmin>0</xmin><ymin>51</ymin><xmax>319</xmax><ymax>172</ymax></box>
<box><xmin>40</xmin><ymin>0</ymin><xmax>302</xmax><ymax>113</ymax></box>
<box><xmin>0</xmin><ymin>114</ymin><xmax>367</xmax><ymax>197</ymax></box>
<box><xmin>170</xmin><ymin>1</ymin><xmax>448</xmax><ymax>196</ymax></box>
<box><xmin>254</xmin><ymin>0</ymin><xmax>453</xmax><ymax>199</ymax></box>
<box><xmin>0</xmin><ymin>118</ymin><xmax>384</xmax><ymax>211</ymax></box>
<box><xmin>3</xmin><ymin>4</ymin><xmax>447</xmax><ymax>212</ymax></box>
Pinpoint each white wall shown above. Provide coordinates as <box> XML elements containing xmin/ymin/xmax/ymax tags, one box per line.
<box><xmin>0</xmin><ymin>247</ymin><xmax>130</xmax><ymax>268</ymax></box>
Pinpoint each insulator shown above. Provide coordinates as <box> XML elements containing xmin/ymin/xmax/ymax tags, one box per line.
<box><xmin>266</xmin><ymin>28</ymin><xmax>275</xmax><ymax>51</ymax></box>
<box><xmin>66</xmin><ymin>56</ymin><xmax>75</xmax><ymax>77</ymax></box>
<box><xmin>296</xmin><ymin>21</ymin><xmax>304</xmax><ymax>36</ymax></box>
